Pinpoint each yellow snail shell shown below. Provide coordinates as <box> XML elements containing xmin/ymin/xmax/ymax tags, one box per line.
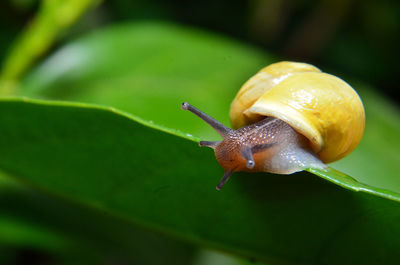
<box><xmin>230</xmin><ymin>61</ymin><xmax>365</xmax><ymax>163</ymax></box>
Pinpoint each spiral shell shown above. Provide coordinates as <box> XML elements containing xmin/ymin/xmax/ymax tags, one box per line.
<box><xmin>230</xmin><ymin>61</ymin><xmax>365</xmax><ymax>163</ymax></box>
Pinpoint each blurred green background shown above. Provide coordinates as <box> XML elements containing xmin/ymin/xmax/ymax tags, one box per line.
<box><xmin>0</xmin><ymin>0</ymin><xmax>399</xmax><ymax>264</ymax></box>
<box><xmin>1</xmin><ymin>0</ymin><xmax>399</xmax><ymax>102</ymax></box>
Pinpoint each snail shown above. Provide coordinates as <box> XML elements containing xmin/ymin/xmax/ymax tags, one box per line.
<box><xmin>182</xmin><ymin>61</ymin><xmax>365</xmax><ymax>190</ymax></box>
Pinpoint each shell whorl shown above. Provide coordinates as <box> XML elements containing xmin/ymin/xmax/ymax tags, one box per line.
<box><xmin>230</xmin><ymin>61</ymin><xmax>365</xmax><ymax>163</ymax></box>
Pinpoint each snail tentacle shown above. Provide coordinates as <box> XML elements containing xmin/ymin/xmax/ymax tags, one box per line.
<box><xmin>181</xmin><ymin>102</ymin><xmax>232</xmax><ymax>137</ymax></box>
<box><xmin>240</xmin><ymin>146</ymin><xmax>255</xmax><ymax>169</ymax></box>
<box><xmin>216</xmin><ymin>170</ymin><xmax>232</xmax><ymax>190</ymax></box>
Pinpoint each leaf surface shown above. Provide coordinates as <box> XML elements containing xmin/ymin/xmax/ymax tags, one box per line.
<box><xmin>2</xmin><ymin>22</ymin><xmax>400</xmax><ymax>264</ymax></box>
<box><xmin>0</xmin><ymin>98</ymin><xmax>400</xmax><ymax>265</ymax></box>
<box><xmin>19</xmin><ymin>22</ymin><xmax>400</xmax><ymax>192</ymax></box>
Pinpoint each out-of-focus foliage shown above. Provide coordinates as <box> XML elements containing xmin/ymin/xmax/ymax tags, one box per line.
<box><xmin>0</xmin><ymin>0</ymin><xmax>99</xmax><ymax>95</ymax></box>
<box><xmin>104</xmin><ymin>0</ymin><xmax>400</xmax><ymax>102</ymax></box>
<box><xmin>1</xmin><ymin>0</ymin><xmax>399</xmax><ymax>99</ymax></box>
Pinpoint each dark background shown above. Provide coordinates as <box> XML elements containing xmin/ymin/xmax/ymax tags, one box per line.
<box><xmin>1</xmin><ymin>0</ymin><xmax>399</xmax><ymax>103</ymax></box>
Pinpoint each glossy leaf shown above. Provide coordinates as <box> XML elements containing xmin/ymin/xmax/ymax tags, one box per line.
<box><xmin>0</xmin><ymin>172</ymin><xmax>194</xmax><ymax>265</ymax></box>
<box><xmin>20</xmin><ymin>22</ymin><xmax>272</xmax><ymax>140</ymax></box>
<box><xmin>1</xmin><ymin>98</ymin><xmax>400</xmax><ymax>265</ymax></box>
<box><xmin>2</xmin><ymin>22</ymin><xmax>400</xmax><ymax>264</ymax></box>
<box><xmin>20</xmin><ymin>22</ymin><xmax>400</xmax><ymax>193</ymax></box>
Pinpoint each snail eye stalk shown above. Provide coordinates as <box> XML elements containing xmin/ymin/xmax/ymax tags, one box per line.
<box><xmin>241</xmin><ymin>146</ymin><xmax>255</xmax><ymax>169</ymax></box>
<box><xmin>181</xmin><ymin>102</ymin><xmax>232</xmax><ymax>138</ymax></box>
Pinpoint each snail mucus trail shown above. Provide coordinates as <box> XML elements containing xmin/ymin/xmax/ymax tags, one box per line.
<box><xmin>181</xmin><ymin>102</ymin><xmax>325</xmax><ymax>190</ymax></box>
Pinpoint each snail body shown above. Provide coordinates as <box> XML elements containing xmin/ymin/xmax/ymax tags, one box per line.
<box><xmin>182</xmin><ymin>61</ymin><xmax>365</xmax><ymax>190</ymax></box>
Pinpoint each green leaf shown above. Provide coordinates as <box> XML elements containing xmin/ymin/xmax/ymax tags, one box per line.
<box><xmin>19</xmin><ymin>22</ymin><xmax>400</xmax><ymax>194</ymax></box>
<box><xmin>0</xmin><ymin>172</ymin><xmax>194</xmax><ymax>264</ymax></box>
<box><xmin>1</xmin><ymin>98</ymin><xmax>400</xmax><ymax>265</ymax></box>
<box><xmin>3</xmin><ymin>22</ymin><xmax>400</xmax><ymax>263</ymax></box>
<box><xmin>20</xmin><ymin>22</ymin><xmax>272</xmax><ymax>140</ymax></box>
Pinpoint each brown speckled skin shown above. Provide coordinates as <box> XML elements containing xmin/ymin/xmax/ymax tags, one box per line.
<box><xmin>182</xmin><ymin>101</ymin><xmax>325</xmax><ymax>177</ymax></box>
<box><xmin>214</xmin><ymin>117</ymin><xmax>309</xmax><ymax>173</ymax></box>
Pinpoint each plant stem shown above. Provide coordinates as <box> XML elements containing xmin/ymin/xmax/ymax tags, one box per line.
<box><xmin>0</xmin><ymin>0</ymin><xmax>100</xmax><ymax>96</ymax></box>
